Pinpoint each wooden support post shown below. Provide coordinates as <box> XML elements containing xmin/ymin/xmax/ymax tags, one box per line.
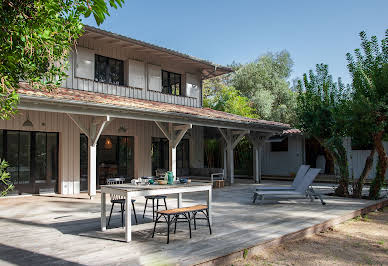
<box><xmin>88</xmin><ymin>143</ymin><xmax>97</xmax><ymax>198</ymax></box>
<box><xmin>68</xmin><ymin>114</ymin><xmax>111</xmax><ymax>198</ymax></box>
<box><xmin>218</xmin><ymin>128</ymin><xmax>249</xmax><ymax>184</ymax></box>
<box><xmin>223</xmin><ymin>146</ymin><xmax>227</xmax><ymax>179</ymax></box>
<box><xmin>169</xmin><ymin>142</ymin><xmax>177</xmax><ymax>177</ymax></box>
<box><xmin>248</xmin><ymin>132</ymin><xmax>273</xmax><ymax>184</ymax></box>
<box><xmin>155</xmin><ymin>121</ymin><xmax>192</xmax><ymax>178</ymax></box>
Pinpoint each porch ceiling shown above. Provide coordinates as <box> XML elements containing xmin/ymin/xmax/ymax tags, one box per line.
<box><xmin>17</xmin><ymin>84</ymin><xmax>290</xmax><ymax>133</ymax></box>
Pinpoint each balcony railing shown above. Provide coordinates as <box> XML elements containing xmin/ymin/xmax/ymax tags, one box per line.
<box><xmin>62</xmin><ymin>77</ymin><xmax>200</xmax><ymax>108</ymax></box>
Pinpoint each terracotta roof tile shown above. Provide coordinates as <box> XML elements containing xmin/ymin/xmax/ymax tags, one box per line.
<box><xmin>282</xmin><ymin>128</ymin><xmax>302</xmax><ymax>135</ymax></box>
<box><xmin>17</xmin><ymin>84</ymin><xmax>290</xmax><ymax>130</ymax></box>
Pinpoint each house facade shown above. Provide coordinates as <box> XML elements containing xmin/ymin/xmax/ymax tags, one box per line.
<box><xmin>1</xmin><ymin>26</ymin><xmax>290</xmax><ymax>197</ymax></box>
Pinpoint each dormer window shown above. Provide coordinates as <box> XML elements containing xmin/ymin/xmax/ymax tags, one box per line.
<box><xmin>95</xmin><ymin>54</ymin><xmax>124</xmax><ymax>85</ymax></box>
<box><xmin>162</xmin><ymin>70</ymin><xmax>181</xmax><ymax>96</ymax></box>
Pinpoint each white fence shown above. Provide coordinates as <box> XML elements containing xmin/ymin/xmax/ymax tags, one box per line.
<box><xmin>351</xmin><ymin>142</ymin><xmax>388</xmax><ymax>180</ymax></box>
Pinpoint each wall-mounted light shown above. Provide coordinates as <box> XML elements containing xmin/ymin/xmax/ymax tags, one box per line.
<box><xmin>118</xmin><ymin>125</ymin><xmax>127</xmax><ymax>133</ymax></box>
<box><xmin>22</xmin><ymin>112</ymin><xmax>33</xmax><ymax>127</ymax></box>
<box><xmin>104</xmin><ymin>137</ymin><xmax>112</xmax><ymax>149</ymax></box>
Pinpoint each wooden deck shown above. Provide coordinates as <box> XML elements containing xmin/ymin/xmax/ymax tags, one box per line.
<box><xmin>0</xmin><ymin>182</ymin><xmax>384</xmax><ymax>265</ymax></box>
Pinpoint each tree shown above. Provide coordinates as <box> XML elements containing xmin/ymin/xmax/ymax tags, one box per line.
<box><xmin>296</xmin><ymin>64</ymin><xmax>351</xmax><ymax>196</ymax></box>
<box><xmin>231</xmin><ymin>50</ymin><xmax>297</xmax><ymax>124</ymax></box>
<box><xmin>203</xmin><ymin>79</ymin><xmax>257</xmax><ymax>118</ymax></box>
<box><xmin>347</xmin><ymin>29</ymin><xmax>388</xmax><ymax>199</ymax></box>
<box><xmin>0</xmin><ymin>0</ymin><xmax>124</xmax><ymax>196</ymax></box>
<box><xmin>0</xmin><ymin>0</ymin><xmax>124</xmax><ymax>119</ymax></box>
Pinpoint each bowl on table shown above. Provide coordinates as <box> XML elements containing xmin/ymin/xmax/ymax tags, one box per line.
<box><xmin>157</xmin><ymin>180</ymin><xmax>168</xmax><ymax>185</ymax></box>
<box><xmin>179</xmin><ymin>178</ymin><xmax>188</xmax><ymax>184</ymax></box>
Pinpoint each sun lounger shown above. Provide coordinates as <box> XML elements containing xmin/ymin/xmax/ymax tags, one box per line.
<box><xmin>255</xmin><ymin>165</ymin><xmax>310</xmax><ymax>191</ymax></box>
<box><xmin>253</xmin><ymin>168</ymin><xmax>326</xmax><ymax>205</ymax></box>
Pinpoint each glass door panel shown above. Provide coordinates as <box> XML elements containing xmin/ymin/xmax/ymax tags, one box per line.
<box><xmin>6</xmin><ymin>131</ymin><xmax>20</xmax><ymax>183</ymax></box>
<box><xmin>47</xmin><ymin>133</ymin><xmax>58</xmax><ymax>187</ymax></box>
<box><xmin>34</xmin><ymin>132</ymin><xmax>47</xmax><ymax>183</ymax></box>
<box><xmin>80</xmin><ymin>134</ymin><xmax>89</xmax><ymax>191</ymax></box>
<box><xmin>18</xmin><ymin>132</ymin><xmax>31</xmax><ymax>185</ymax></box>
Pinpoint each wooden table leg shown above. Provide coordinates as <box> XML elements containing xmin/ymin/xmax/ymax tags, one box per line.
<box><xmin>207</xmin><ymin>188</ymin><xmax>212</xmax><ymax>225</ymax></box>
<box><xmin>101</xmin><ymin>191</ymin><xmax>106</xmax><ymax>231</ymax></box>
<box><xmin>125</xmin><ymin>192</ymin><xmax>132</xmax><ymax>242</ymax></box>
<box><xmin>177</xmin><ymin>192</ymin><xmax>182</xmax><ymax>208</ymax></box>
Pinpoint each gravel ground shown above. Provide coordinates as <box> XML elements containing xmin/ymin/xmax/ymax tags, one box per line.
<box><xmin>233</xmin><ymin>207</ymin><xmax>388</xmax><ymax>266</ymax></box>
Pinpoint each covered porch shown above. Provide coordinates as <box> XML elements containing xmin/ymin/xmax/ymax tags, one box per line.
<box><xmin>14</xmin><ymin>85</ymin><xmax>289</xmax><ymax>196</ymax></box>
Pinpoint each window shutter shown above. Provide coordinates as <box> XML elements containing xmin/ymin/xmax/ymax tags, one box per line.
<box><xmin>75</xmin><ymin>47</ymin><xmax>95</xmax><ymax>80</ymax></box>
<box><xmin>127</xmin><ymin>59</ymin><xmax>145</xmax><ymax>89</ymax></box>
<box><xmin>186</xmin><ymin>73</ymin><xmax>200</xmax><ymax>98</ymax></box>
<box><xmin>148</xmin><ymin>64</ymin><xmax>162</xmax><ymax>92</ymax></box>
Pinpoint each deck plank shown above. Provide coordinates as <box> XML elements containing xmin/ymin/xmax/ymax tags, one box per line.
<box><xmin>0</xmin><ymin>182</ymin><xmax>382</xmax><ymax>265</ymax></box>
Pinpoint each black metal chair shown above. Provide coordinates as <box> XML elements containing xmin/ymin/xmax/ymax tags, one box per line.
<box><xmin>107</xmin><ymin>178</ymin><xmax>138</xmax><ymax>228</ymax></box>
<box><xmin>143</xmin><ymin>195</ymin><xmax>167</xmax><ymax>221</ymax></box>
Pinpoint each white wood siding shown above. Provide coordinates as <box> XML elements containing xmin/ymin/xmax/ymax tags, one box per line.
<box><xmin>0</xmin><ymin>111</ymin><xmax>206</xmax><ymax>194</ymax></box>
<box><xmin>189</xmin><ymin>126</ymin><xmax>204</xmax><ymax>168</ymax></box>
<box><xmin>262</xmin><ymin>135</ymin><xmax>388</xmax><ymax>180</ymax></box>
<box><xmin>262</xmin><ymin>135</ymin><xmax>304</xmax><ymax>176</ymax></box>
<box><xmin>61</xmin><ymin>37</ymin><xmax>202</xmax><ymax>107</ymax></box>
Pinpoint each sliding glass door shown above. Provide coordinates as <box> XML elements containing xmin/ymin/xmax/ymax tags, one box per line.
<box><xmin>80</xmin><ymin>134</ymin><xmax>135</xmax><ymax>190</ymax></box>
<box><xmin>0</xmin><ymin>130</ymin><xmax>59</xmax><ymax>194</ymax></box>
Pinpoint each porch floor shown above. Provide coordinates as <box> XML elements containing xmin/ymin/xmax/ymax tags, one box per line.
<box><xmin>0</xmin><ymin>181</ymin><xmax>383</xmax><ymax>265</ymax></box>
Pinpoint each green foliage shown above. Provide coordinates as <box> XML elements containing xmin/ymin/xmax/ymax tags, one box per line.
<box><xmin>347</xmin><ymin>29</ymin><xmax>388</xmax><ymax>135</ymax></box>
<box><xmin>0</xmin><ymin>0</ymin><xmax>124</xmax><ymax>120</ymax></box>
<box><xmin>231</xmin><ymin>50</ymin><xmax>297</xmax><ymax>124</ymax></box>
<box><xmin>204</xmin><ymin>139</ymin><xmax>221</xmax><ymax>168</ymax></box>
<box><xmin>346</xmin><ymin>29</ymin><xmax>388</xmax><ymax>199</ymax></box>
<box><xmin>0</xmin><ymin>0</ymin><xmax>124</xmax><ymax>196</ymax></box>
<box><xmin>203</xmin><ymin>79</ymin><xmax>257</xmax><ymax>118</ymax></box>
<box><xmin>76</xmin><ymin>0</ymin><xmax>124</xmax><ymax>26</ymax></box>
<box><xmin>296</xmin><ymin>64</ymin><xmax>351</xmax><ymax>196</ymax></box>
<box><xmin>0</xmin><ymin>160</ymin><xmax>13</xmax><ymax>197</ymax></box>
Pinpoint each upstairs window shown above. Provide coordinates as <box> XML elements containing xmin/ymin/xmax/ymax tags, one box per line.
<box><xmin>271</xmin><ymin>137</ymin><xmax>288</xmax><ymax>152</ymax></box>
<box><xmin>95</xmin><ymin>55</ymin><xmax>124</xmax><ymax>85</ymax></box>
<box><xmin>162</xmin><ymin>70</ymin><xmax>181</xmax><ymax>95</ymax></box>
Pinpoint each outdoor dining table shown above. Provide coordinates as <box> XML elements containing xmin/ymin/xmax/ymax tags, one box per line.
<box><xmin>100</xmin><ymin>182</ymin><xmax>213</xmax><ymax>242</ymax></box>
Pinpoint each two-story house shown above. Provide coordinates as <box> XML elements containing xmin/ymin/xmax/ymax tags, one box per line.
<box><xmin>1</xmin><ymin>26</ymin><xmax>290</xmax><ymax>197</ymax></box>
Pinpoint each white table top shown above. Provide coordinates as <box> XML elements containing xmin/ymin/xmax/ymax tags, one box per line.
<box><xmin>101</xmin><ymin>182</ymin><xmax>212</xmax><ymax>193</ymax></box>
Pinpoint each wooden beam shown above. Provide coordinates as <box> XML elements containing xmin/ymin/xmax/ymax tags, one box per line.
<box><xmin>173</xmin><ymin>124</ymin><xmax>192</xmax><ymax>131</ymax></box>
<box><xmin>172</xmin><ymin>124</ymin><xmax>192</xmax><ymax>148</ymax></box>
<box><xmin>232</xmin><ymin>130</ymin><xmax>249</xmax><ymax>149</ymax></box>
<box><xmin>218</xmin><ymin>128</ymin><xmax>228</xmax><ymax>142</ymax></box>
<box><xmin>92</xmin><ymin>115</ymin><xmax>111</xmax><ymax>146</ymax></box>
<box><xmin>155</xmin><ymin>121</ymin><xmax>171</xmax><ymax>141</ymax></box>
<box><xmin>67</xmin><ymin>114</ymin><xmax>90</xmax><ymax>138</ymax></box>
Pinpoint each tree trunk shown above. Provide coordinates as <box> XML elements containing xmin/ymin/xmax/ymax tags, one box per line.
<box><xmin>316</xmin><ymin>137</ymin><xmax>349</xmax><ymax>196</ymax></box>
<box><xmin>353</xmin><ymin>147</ymin><xmax>376</xmax><ymax>198</ymax></box>
<box><xmin>334</xmin><ymin>143</ymin><xmax>350</xmax><ymax>197</ymax></box>
<box><xmin>369</xmin><ymin>131</ymin><xmax>388</xmax><ymax>199</ymax></box>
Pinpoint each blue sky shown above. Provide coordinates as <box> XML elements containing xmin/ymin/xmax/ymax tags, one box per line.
<box><xmin>83</xmin><ymin>0</ymin><xmax>388</xmax><ymax>84</ymax></box>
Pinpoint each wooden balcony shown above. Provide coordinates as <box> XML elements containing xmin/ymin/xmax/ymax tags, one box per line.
<box><xmin>62</xmin><ymin>77</ymin><xmax>201</xmax><ymax>108</ymax></box>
